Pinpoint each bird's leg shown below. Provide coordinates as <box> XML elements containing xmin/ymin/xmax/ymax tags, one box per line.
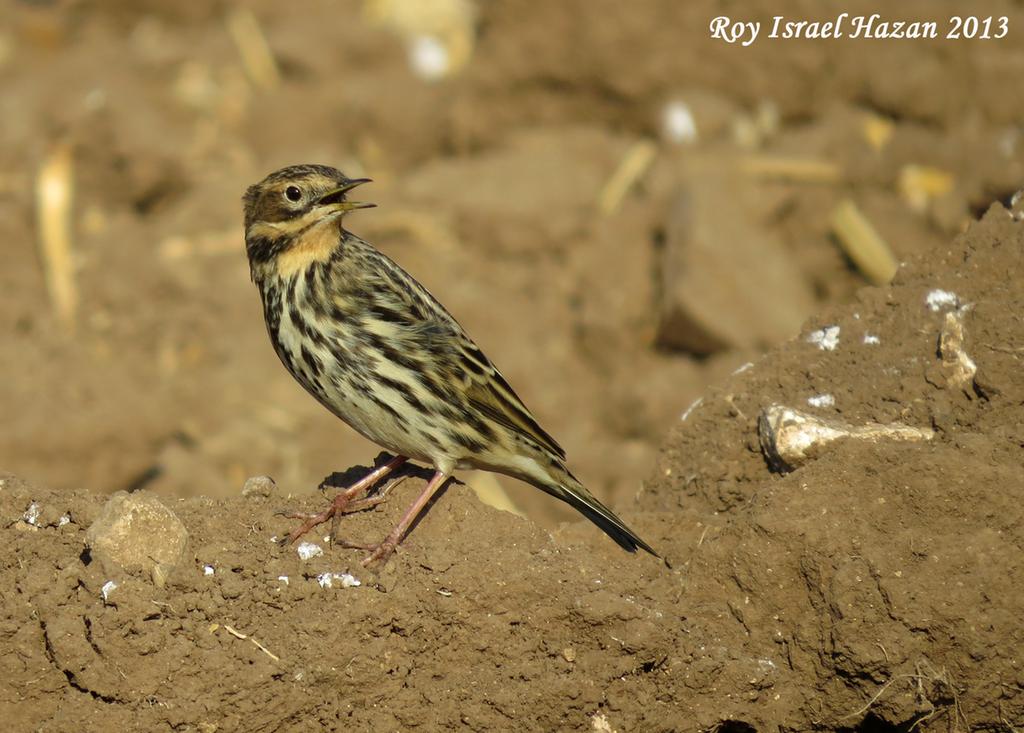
<box><xmin>362</xmin><ymin>469</ymin><xmax>450</xmax><ymax>566</ymax></box>
<box><xmin>281</xmin><ymin>455</ymin><xmax>408</xmax><ymax>545</ymax></box>
<box><xmin>327</xmin><ymin>473</ymin><xmax>412</xmax><ymax>547</ymax></box>
<box><xmin>331</xmin><ymin>472</ymin><xmax>410</xmax><ymax>513</ymax></box>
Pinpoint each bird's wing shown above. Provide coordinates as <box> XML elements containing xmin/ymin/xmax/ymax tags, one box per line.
<box><xmin>454</xmin><ymin>337</ymin><xmax>567</xmax><ymax>460</ymax></box>
<box><xmin>362</xmin><ymin>244</ymin><xmax>566</xmax><ymax>460</ymax></box>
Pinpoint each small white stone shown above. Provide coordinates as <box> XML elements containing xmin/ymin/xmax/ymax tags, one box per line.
<box><xmin>409</xmin><ymin>35</ymin><xmax>449</xmax><ymax>80</ymax></box>
<box><xmin>336</xmin><ymin>573</ymin><xmax>361</xmax><ymax>588</ymax></box>
<box><xmin>863</xmin><ymin>333</ymin><xmax>880</xmax><ymax>345</ymax></box>
<box><xmin>58</xmin><ymin>514</ymin><xmax>71</xmax><ymax>527</ymax></box>
<box><xmin>296</xmin><ymin>542</ymin><xmax>324</xmax><ymax>561</ymax></box>
<box><xmin>662</xmin><ymin>100</ymin><xmax>698</xmax><ymax>144</ymax></box>
<box><xmin>926</xmin><ymin>289</ymin><xmax>959</xmax><ymax>312</ymax></box>
<box><xmin>317</xmin><ymin>572</ymin><xmax>361</xmax><ymax>589</ymax></box>
<box><xmin>807</xmin><ymin>325</ymin><xmax>840</xmax><ymax>351</ymax></box>
<box><xmin>807</xmin><ymin>394</ymin><xmax>835</xmax><ymax>408</ymax></box>
<box><xmin>101</xmin><ymin>580</ymin><xmax>118</xmax><ymax>602</ymax></box>
<box><xmin>277</xmin><ymin>575</ymin><xmax>289</xmax><ymax>586</ymax></box>
<box><xmin>203</xmin><ymin>565</ymin><xmax>215</xmax><ymax>576</ymax></box>
<box><xmin>23</xmin><ymin>502</ymin><xmax>40</xmax><ymax>526</ymax></box>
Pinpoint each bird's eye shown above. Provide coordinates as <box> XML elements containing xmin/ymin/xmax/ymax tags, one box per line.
<box><xmin>284</xmin><ymin>185</ymin><xmax>302</xmax><ymax>202</ymax></box>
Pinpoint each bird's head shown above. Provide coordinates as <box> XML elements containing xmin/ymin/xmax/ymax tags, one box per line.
<box><xmin>242</xmin><ymin>164</ymin><xmax>374</xmax><ymax>268</ymax></box>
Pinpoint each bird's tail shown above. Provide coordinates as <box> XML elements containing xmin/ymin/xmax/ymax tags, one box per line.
<box><xmin>531</xmin><ymin>465</ymin><xmax>659</xmax><ymax>557</ymax></box>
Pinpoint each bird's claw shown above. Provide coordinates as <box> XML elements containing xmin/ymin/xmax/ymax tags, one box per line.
<box><xmin>361</xmin><ymin>540</ymin><xmax>400</xmax><ymax>567</ymax></box>
<box><xmin>276</xmin><ymin>469</ymin><xmax>412</xmax><ymax>557</ymax></box>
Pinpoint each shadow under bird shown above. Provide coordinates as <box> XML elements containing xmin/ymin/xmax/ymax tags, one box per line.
<box><xmin>242</xmin><ymin>164</ymin><xmax>658</xmax><ymax>565</ymax></box>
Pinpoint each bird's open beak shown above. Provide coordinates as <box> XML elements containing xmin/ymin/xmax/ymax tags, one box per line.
<box><xmin>316</xmin><ymin>178</ymin><xmax>376</xmax><ymax>211</ymax></box>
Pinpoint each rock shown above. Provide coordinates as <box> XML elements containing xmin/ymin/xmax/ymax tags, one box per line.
<box><xmin>85</xmin><ymin>491</ymin><xmax>188</xmax><ymax>587</ymax></box>
<box><xmin>757</xmin><ymin>404</ymin><xmax>935</xmax><ymax>473</ymax></box>
<box><xmin>241</xmin><ymin>475</ymin><xmax>276</xmax><ymax>499</ymax></box>
<box><xmin>658</xmin><ymin>90</ymin><xmax>740</xmax><ymax>145</ymax></box>
<box><xmin>937</xmin><ymin>308</ymin><xmax>977</xmax><ymax>393</ymax></box>
<box><xmin>655</xmin><ymin>157</ymin><xmax>815</xmax><ymax>354</ymax></box>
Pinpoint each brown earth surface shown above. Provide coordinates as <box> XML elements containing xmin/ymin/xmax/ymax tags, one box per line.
<box><xmin>2</xmin><ymin>0</ymin><xmax>1023</xmax><ymax>730</ymax></box>
<box><xmin>4</xmin><ymin>204</ymin><xmax>1023</xmax><ymax>732</ymax></box>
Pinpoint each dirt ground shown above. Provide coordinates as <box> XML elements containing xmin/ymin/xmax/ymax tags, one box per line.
<box><xmin>2</xmin><ymin>0</ymin><xmax>1023</xmax><ymax>730</ymax></box>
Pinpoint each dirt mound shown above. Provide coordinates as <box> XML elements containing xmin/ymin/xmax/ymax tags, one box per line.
<box><xmin>3</xmin><ymin>206</ymin><xmax>1021</xmax><ymax>731</ymax></box>
<box><xmin>4</xmin><ymin>0</ymin><xmax>1024</xmax><ymax>729</ymax></box>
<box><xmin>644</xmin><ymin>205</ymin><xmax>1024</xmax><ymax>729</ymax></box>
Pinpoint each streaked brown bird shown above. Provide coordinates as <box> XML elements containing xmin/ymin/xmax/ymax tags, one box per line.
<box><xmin>243</xmin><ymin>164</ymin><xmax>657</xmax><ymax>565</ymax></box>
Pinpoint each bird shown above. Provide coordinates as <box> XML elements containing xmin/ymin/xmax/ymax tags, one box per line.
<box><xmin>242</xmin><ymin>163</ymin><xmax>658</xmax><ymax>565</ymax></box>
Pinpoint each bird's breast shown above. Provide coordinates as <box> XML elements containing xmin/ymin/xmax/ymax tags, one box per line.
<box><xmin>256</xmin><ymin>270</ymin><xmax>438</xmax><ymax>461</ymax></box>
<box><xmin>260</xmin><ymin>272</ymin><xmax>335</xmax><ymax>396</ymax></box>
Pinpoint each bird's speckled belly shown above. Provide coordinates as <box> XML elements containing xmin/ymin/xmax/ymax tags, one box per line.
<box><xmin>270</xmin><ymin>301</ymin><xmax>448</xmax><ymax>467</ymax></box>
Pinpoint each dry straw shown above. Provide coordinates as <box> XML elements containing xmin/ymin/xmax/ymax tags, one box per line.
<box><xmin>831</xmin><ymin>199</ymin><xmax>898</xmax><ymax>285</ymax></box>
<box><xmin>35</xmin><ymin>141</ymin><xmax>77</xmax><ymax>333</ymax></box>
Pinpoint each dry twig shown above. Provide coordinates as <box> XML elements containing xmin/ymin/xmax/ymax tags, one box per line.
<box><xmin>211</xmin><ymin>623</ymin><xmax>281</xmax><ymax>662</ymax></box>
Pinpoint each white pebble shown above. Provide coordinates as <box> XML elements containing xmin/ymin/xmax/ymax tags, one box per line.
<box><xmin>23</xmin><ymin>502</ymin><xmax>40</xmax><ymax>526</ymax></box>
<box><xmin>925</xmin><ymin>289</ymin><xmax>959</xmax><ymax>312</ymax></box>
<box><xmin>337</xmin><ymin>573</ymin><xmax>361</xmax><ymax>588</ymax></box>
<box><xmin>807</xmin><ymin>326</ymin><xmax>841</xmax><ymax>351</ymax></box>
<box><xmin>807</xmin><ymin>394</ymin><xmax>835</xmax><ymax>408</ymax></box>
<box><xmin>317</xmin><ymin>572</ymin><xmax>361</xmax><ymax>589</ymax></box>
<box><xmin>58</xmin><ymin>514</ymin><xmax>71</xmax><ymax>526</ymax></box>
<box><xmin>661</xmin><ymin>100</ymin><xmax>698</xmax><ymax>144</ymax></box>
<box><xmin>409</xmin><ymin>35</ymin><xmax>449</xmax><ymax>80</ymax></box>
<box><xmin>277</xmin><ymin>575</ymin><xmax>289</xmax><ymax>586</ymax></box>
<box><xmin>101</xmin><ymin>580</ymin><xmax>118</xmax><ymax>602</ymax></box>
<box><xmin>296</xmin><ymin>542</ymin><xmax>324</xmax><ymax>561</ymax></box>
<box><xmin>863</xmin><ymin>333</ymin><xmax>880</xmax><ymax>345</ymax></box>
<box><xmin>203</xmin><ymin>565</ymin><xmax>215</xmax><ymax>576</ymax></box>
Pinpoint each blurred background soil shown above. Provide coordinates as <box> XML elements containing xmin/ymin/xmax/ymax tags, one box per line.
<box><xmin>1</xmin><ymin>0</ymin><xmax>1023</xmax><ymax>730</ymax></box>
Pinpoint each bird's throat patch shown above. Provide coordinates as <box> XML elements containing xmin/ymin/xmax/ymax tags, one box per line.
<box><xmin>273</xmin><ymin>217</ymin><xmax>341</xmax><ymax>278</ymax></box>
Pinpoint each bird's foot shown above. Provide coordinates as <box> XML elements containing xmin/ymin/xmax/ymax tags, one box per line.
<box><xmin>360</xmin><ymin>537</ymin><xmax>400</xmax><ymax>567</ymax></box>
<box><xmin>278</xmin><ymin>474</ymin><xmax>410</xmax><ymax>547</ymax></box>
<box><xmin>276</xmin><ymin>493</ymin><xmax>357</xmax><ymax>546</ymax></box>
<box><xmin>325</xmin><ymin>494</ymin><xmax>386</xmax><ymax>547</ymax></box>
<box><xmin>276</xmin><ymin>504</ymin><xmax>336</xmax><ymax>546</ymax></box>
<box><xmin>359</xmin><ymin>470</ymin><xmax>450</xmax><ymax>567</ymax></box>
